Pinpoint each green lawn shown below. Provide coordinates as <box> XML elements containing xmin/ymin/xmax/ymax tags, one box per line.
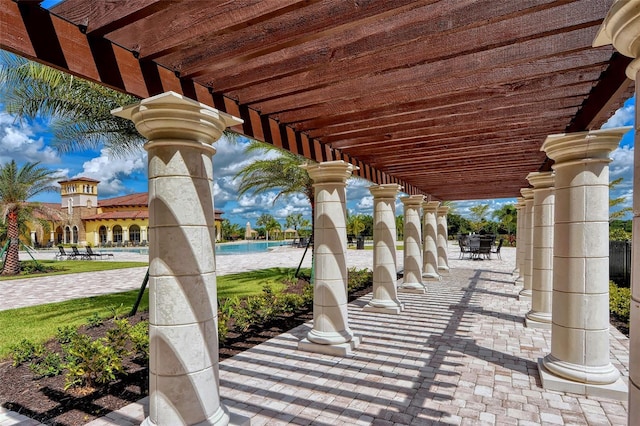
<box><xmin>0</xmin><ymin>260</ymin><xmax>149</xmax><ymax>281</ymax></box>
<box><xmin>0</xmin><ymin>267</ymin><xmax>309</xmax><ymax>359</ymax></box>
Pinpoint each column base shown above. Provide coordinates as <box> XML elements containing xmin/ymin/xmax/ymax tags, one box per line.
<box><xmin>525</xmin><ymin>311</ymin><xmax>551</xmax><ymax>329</ymax></box>
<box><xmin>398</xmin><ymin>283</ymin><xmax>426</xmax><ymax>294</ymax></box>
<box><xmin>141</xmin><ymin>404</ymin><xmax>250</xmax><ymax>426</ymax></box>
<box><xmin>363</xmin><ymin>303</ymin><xmax>404</xmax><ymax>314</ymax></box>
<box><xmin>422</xmin><ymin>272</ymin><xmax>441</xmax><ymax>281</ymax></box>
<box><xmin>518</xmin><ymin>289</ymin><xmax>532</xmax><ymax>301</ymax></box>
<box><xmin>537</xmin><ymin>358</ymin><xmax>627</xmax><ymax>401</ymax></box>
<box><xmin>437</xmin><ymin>266</ymin><xmax>450</xmax><ymax>274</ymax></box>
<box><xmin>514</xmin><ymin>276</ymin><xmax>523</xmax><ymax>286</ymax></box>
<box><xmin>298</xmin><ymin>335</ymin><xmax>361</xmax><ymax>356</ymax></box>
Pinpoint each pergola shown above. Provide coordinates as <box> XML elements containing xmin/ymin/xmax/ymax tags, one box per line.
<box><xmin>0</xmin><ymin>0</ymin><xmax>633</xmax><ymax>201</ymax></box>
<box><xmin>2</xmin><ymin>1</ymin><xmax>639</xmax><ymax>425</ymax></box>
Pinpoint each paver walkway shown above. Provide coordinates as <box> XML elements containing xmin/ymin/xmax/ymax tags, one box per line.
<box><xmin>0</xmin><ymin>245</ymin><xmax>629</xmax><ymax>425</ymax></box>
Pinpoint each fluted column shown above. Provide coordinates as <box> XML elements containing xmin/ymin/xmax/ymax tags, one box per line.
<box><xmin>422</xmin><ymin>200</ymin><xmax>441</xmax><ymax>281</ymax></box>
<box><xmin>525</xmin><ymin>172</ymin><xmax>554</xmax><ymax>329</ymax></box>
<box><xmin>298</xmin><ymin>160</ymin><xmax>361</xmax><ymax>356</ymax></box>
<box><xmin>364</xmin><ymin>184</ymin><xmax>404</xmax><ymax>314</ymax></box>
<box><xmin>436</xmin><ymin>205</ymin><xmax>450</xmax><ymax>274</ymax></box>
<box><xmin>113</xmin><ymin>91</ymin><xmax>244</xmax><ymax>426</ymax></box>
<box><xmin>518</xmin><ymin>188</ymin><xmax>534</xmax><ymax>300</ymax></box>
<box><xmin>594</xmin><ymin>1</ymin><xmax>640</xmax><ymax>413</ymax></box>
<box><xmin>399</xmin><ymin>195</ymin><xmax>425</xmax><ymax>293</ymax></box>
<box><xmin>538</xmin><ymin>128</ymin><xmax>630</xmax><ymax>399</ymax></box>
<box><xmin>514</xmin><ymin>197</ymin><xmax>525</xmax><ymax>285</ymax></box>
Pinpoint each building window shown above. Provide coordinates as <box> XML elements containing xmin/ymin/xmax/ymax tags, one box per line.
<box><xmin>99</xmin><ymin>226</ymin><xmax>107</xmax><ymax>245</ymax></box>
<box><xmin>72</xmin><ymin>226</ymin><xmax>78</xmax><ymax>244</ymax></box>
<box><xmin>64</xmin><ymin>226</ymin><xmax>71</xmax><ymax>244</ymax></box>
<box><xmin>113</xmin><ymin>225</ymin><xmax>123</xmax><ymax>243</ymax></box>
<box><xmin>129</xmin><ymin>225</ymin><xmax>141</xmax><ymax>245</ymax></box>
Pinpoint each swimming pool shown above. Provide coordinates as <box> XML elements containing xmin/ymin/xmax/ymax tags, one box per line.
<box><xmin>215</xmin><ymin>241</ymin><xmax>286</xmax><ymax>255</ymax></box>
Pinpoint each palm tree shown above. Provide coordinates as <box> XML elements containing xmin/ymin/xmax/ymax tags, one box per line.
<box><xmin>0</xmin><ymin>53</ymin><xmax>144</xmax><ymax>155</ymax></box>
<box><xmin>469</xmin><ymin>203</ymin><xmax>490</xmax><ymax>233</ymax></box>
<box><xmin>285</xmin><ymin>213</ymin><xmax>305</xmax><ymax>232</ymax></box>
<box><xmin>256</xmin><ymin>213</ymin><xmax>281</xmax><ymax>241</ymax></box>
<box><xmin>235</xmin><ymin>141</ymin><xmax>315</xmax><ymax>229</ymax></box>
<box><xmin>610</xmin><ymin>177</ymin><xmax>632</xmax><ymax>221</ymax></box>
<box><xmin>492</xmin><ymin>203</ymin><xmax>517</xmax><ymax>236</ymax></box>
<box><xmin>0</xmin><ymin>160</ymin><xmax>62</xmax><ymax>275</ymax></box>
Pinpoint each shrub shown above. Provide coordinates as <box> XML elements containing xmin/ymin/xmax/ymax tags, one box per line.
<box><xmin>610</xmin><ymin>281</ymin><xmax>631</xmax><ymax>324</ymax></box>
<box><xmin>129</xmin><ymin>320</ymin><xmax>149</xmax><ymax>360</ymax></box>
<box><xmin>86</xmin><ymin>312</ymin><xmax>104</xmax><ymax>328</ymax></box>
<box><xmin>56</xmin><ymin>325</ymin><xmax>78</xmax><ymax>344</ymax></box>
<box><xmin>9</xmin><ymin>339</ymin><xmax>45</xmax><ymax>367</ymax></box>
<box><xmin>347</xmin><ymin>267</ymin><xmax>372</xmax><ymax>293</ymax></box>
<box><xmin>63</xmin><ymin>333</ymin><xmax>125</xmax><ymax>389</ymax></box>
<box><xmin>29</xmin><ymin>351</ymin><xmax>63</xmax><ymax>378</ymax></box>
<box><xmin>105</xmin><ymin>318</ymin><xmax>132</xmax><ymax>357</ymax></box>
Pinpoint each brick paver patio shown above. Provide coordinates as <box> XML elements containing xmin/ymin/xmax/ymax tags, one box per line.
<box><xmin>0</xmin><ymin>245</ymin><xmax>629</xmax><ymax>425</ymax></box>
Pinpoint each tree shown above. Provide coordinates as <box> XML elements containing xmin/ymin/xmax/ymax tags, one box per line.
<box><xmin>285</xmin><ymin>213</ymin><xmax>305</xmax><ymax>231</ymax></box>
<box><xmin>492</xmin><ymin>203</ymin><xmax>517</xmax><ymax>236</ymax></box>
<box><xmin>256</xmin><ymin>213</ymin><xmax>281</xmax><ymax>241</ymax></box>
<box><xmin>469</xmin><ymin>203</ymin><xmax>490</xmax><ymax>233</ymax></box>
<box><xmin>220</xmin><ymin>219</ymin><xmax>242</xmax><ymax>241</ymax></box>
<box><xmin>610</xmin><ymin>177</ymin><xmax>632</xmax><ymax>221</ymax></box>
<box><xmin>235</xmin><ymin>141</ymin><xmax>315</xmax><ymax>232</ymax></box>
<box><xmin>0</xmin><ymin>161</ymin><xmax>61</xmax><ymax>275</ymax></box>
<box><xmin>0</xmin><ymin>53</ymin><xmax>143</xmax><ymax>155</ymax></box>
<box><xmin>347</xmin><ymin>213</ymin><xmax>365</xmax><ymax>237</ymax></box>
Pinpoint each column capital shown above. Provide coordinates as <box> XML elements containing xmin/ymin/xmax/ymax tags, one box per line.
<box><xmin>541</xmin><ymin>128</ymin><xmax>631</xmax><ymax>164</ymax></box>
<box><xmin>112</xmin><ymin>91</ymin><xmax>243</xmax><ymax>146</ymax></box>
<box><xmin>400</xmin><ymin>194</ymin><xmax>425</xmax><ymax>207</ymax></box>
<box><xmin>421</xmin><ymin>200</ymin><xmax>441</xmax><ymax>212</ymax></box>
<box><xmin>526</xmin><ymin>171</ymin><xmax>554</xmax><ymax>190</ymax></box>
<box><xmin>520</xmin><ymin>187</ymin><xmax>534</xmax><ymax>200</ymax></box>
<box><xmin>302</xmin><ymin>160</ymin><xmax>356</xmax><ymax>183</ymax></box>
<box><xmin>515</xmin><ymin>196</ymin><xmax>526</xmax><ymax>208</ymax></box>
<box><xmin>369</xmin><ymin>183</ymin><xmax>402</xmax><ymax>199</ymax></box>
<box><xmin>593</xmin><ymin>0</ymin><xmax>640</xmax><ymax>79</ymax></box>
<box><xmin>436</xmin><ymin>205</ymin><xmax>450</xmax><ymax>215</ymax></box>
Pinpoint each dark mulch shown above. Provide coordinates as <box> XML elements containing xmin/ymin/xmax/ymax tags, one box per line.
<box><xmin>0</xmin><ymin>278</ymin><xmax>372</xmax><ymax>426</ymax></box>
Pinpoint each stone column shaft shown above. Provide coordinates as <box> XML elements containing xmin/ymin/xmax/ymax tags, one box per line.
<box><xmin>399</xmin><ymin>195</ymin><xmax>426</xmax><ymax>293</ymax></box>
<box><xmin>525</xmin><ymin>172</ymin><xmax>554</xmax><ymax>329</ymax></box>
<box><xmin>364</xmin><ymin>184</ymin><xmax>404</xmax><ymax>314</ymax></box>
<box><xmin>519</xmin><ymin>189</ymin><xmax>534</xmax><ymax>300</ymax></box>
<box><xmin>538</xmin><ymin>128</ymin><xmax>630</xmax><ymax>400</ymax></box>
<box><xmin>113</xmin><ymin>91</ymin><xmax>244</xmax><ymax>426</ymax></box>
<box><xmin>298</xmin><ymin>161</ymin><xmax>361</xmax><ymax>356</ymax></box>
<box><xmin>436</xmin><ymin>205</ymin><xmax>450</xmax><ymax>274</ymax></box>
<box><xmin>593</xmin><ymin>2</ymin><xmax>640</xmax><ymax>414</ymax></box>
<box><xmin>422</xmin><ymin>200</ymin><xmax>441</xmax><ymax>281</ymax></box>
<box><xmin>514</xmin><ymin>197</ymin><xmax>525</xmax><ymax>284</ymax></box>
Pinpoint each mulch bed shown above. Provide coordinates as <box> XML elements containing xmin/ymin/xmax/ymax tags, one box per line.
<box><xmin>0</xmin><ymin>279</ymin><xmax>372</xmax><ymax>426</ymax></box>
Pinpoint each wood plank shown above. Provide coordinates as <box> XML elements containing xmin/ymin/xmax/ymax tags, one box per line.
<box><xmin>230</xmin><ymin>1</ymin><xmax>608</xmax><ymax>104</ymax></box>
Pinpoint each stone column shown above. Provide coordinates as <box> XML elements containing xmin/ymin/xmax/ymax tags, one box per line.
<box><xmin>30</xmin><ymin>231</ymin><xmax>36</xmax><ymax>247</ymax></box>
<box><xmin>514</xmin><ymin>197</ymin><xmax>525</xmax><ymax>284</ymax></box>
<box><xmin>49</xmin><ymin>230</ymin><xmax>55</xmax><ymax>245</ymax></box>
<box><xmin>364</xmin><ymin>184</ymin><xmax>404</xmax><ymax>314</ymax></box>
<box><xmin>422</xmin><ymin>200</ymin><xmax>441</xmax><ymax>281</ymax></box>
<box><xmin>107</xmin><ymin>227</ymin><xmax>113</xmax><ymax>245</ymax></box>
<box><xmin>519</xmin><ymin>188</ymin><xmax>534</xmax><ymax>300</ymax></box>
<box><xmin>298</xmin><ymin>160</ymin><xmax>361</xmax><ymax>356</ymax></box>
<box><xmin>113</xmin><ymin>91</ymin><xmax>244</xmax><ymax>426</ymax></box>
<box><xmin>399</xmin><ymin>195</ymin><xmax>425</xmax><ymax>293</ymax></box>
<box><xmin>538</xmin><ymin>128</ymin><xmax>630</xmax><ymax>399</ymax></box>
<box><xmin>525</xmin><ymin>172</ymin><xmax>554</xmax><ymax>329</ymax></box>
<box><xmin>436</xmin><ymin>205</ymin><xmax>450</xmax><ymax>274</ymax></box>
<box><xmin>142</xmin><ymin>226</ymin><xmax>148</xmax><ymax>243</ymax></box>
<box><xmin>594</xmin><ymin>2</ymin><xmax>640</xmax><ymax>412</ymax></box>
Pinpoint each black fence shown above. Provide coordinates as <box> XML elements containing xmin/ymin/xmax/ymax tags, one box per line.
<box><xmin>610</xmin><ymin>241</ymin><xmax>632</xmax><ymax>288</ymax></box>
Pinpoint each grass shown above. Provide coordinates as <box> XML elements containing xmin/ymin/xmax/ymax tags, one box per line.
<box><xmin>0</xmin><ymin>260</ymin><xmax>149</xmax><ymax>281</ymax></box>
<box><xmin>0</xmin><ymin>267</ymin><xmax>310</xmax><ymax>359</ymax></box>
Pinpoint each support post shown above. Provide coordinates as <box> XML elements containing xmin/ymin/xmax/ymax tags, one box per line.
<box><xmin>436</xmin><ymin>205</ymin><xmax>450</xmax><ymax>274</ymax></box>
<box><xmin>399</xmin><ymin>195</ymin><xmax>425</xmax><ymax>293</ymax></box>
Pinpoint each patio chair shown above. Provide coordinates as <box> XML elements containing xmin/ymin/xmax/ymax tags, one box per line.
<box><xmin>491</xmin><ymin>238</ymin><xmax>503</xmax><ymax>260</ymax></box>
<box><xmin>56</xmin><ymin>245</ymin><xmax>74</xmax><ymax>260</ymax></box>
<box><xmin>478</xmin><ymin>238</ymin><xmax>492</xmax><ymax>260</ymax></box>
<box><xmin>86</xmin><ymin>246</ymin><xmax>114</xmax><ymax>260</ymax></box>
<box><xmin>457</xmin><ymin>235</ymin><xmax>470</xmax><ymax>259</ymax></box>
<box><xmin>71</xmin><ymin>245</ymin><xmax>91</xmax><ymax>260</ymax></box>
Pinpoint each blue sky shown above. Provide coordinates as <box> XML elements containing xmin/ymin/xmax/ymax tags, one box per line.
<box><xmin>0</xmin><ymin>49</ymin><xmax>635</xmax><ymax>227</ymax></box>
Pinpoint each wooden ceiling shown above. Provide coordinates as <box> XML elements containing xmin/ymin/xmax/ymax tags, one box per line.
<box><xmin>0</xmin><ymin>0</ymin><xmax>633</xmax><ymax>200</ymax></box>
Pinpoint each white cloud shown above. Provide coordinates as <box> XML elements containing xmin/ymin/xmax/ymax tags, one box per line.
<box><xmin>602</xmin><ymin>104</ymin><xmax>635</xmax><ymax>129</ymax></box>
<box><xmin>610</xmin><ymin>145</ymin><xmax>634</xmax><ymax>179</ymax></box>
<box><xmin>0</xmin><ymin>113</ymin><xmax>60</xmax><ymax>164</ymax></box>
<box><xmin>356</xmin><ymin>195</ymin><xmax>374</xmax><ymax>211</ymax></box>
<box><xmin>74</xmin><ymin>148</ymin><xmax>146</xmax><ymax>196</ymax></box>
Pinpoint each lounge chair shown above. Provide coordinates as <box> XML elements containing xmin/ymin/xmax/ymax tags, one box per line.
<box><xmin>86</xmin><ymin>246</ymin><xmax>114</xmax><ymax>260</ymax></box>
<box><xmin>71</xmin><ymin>245</ymin><xmax>91</xmax><ymax>260</ymax></box>
<box><xmin>56</xmin><ymin>245</ymin><xmax>76</xmax><ymax>260</ymax></box>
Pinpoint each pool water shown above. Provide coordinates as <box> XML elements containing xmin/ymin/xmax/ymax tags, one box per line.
<box><xmin>215</xmin><ymin>241</ymin><xmax>286</xmax><ymax>255</ymax></box>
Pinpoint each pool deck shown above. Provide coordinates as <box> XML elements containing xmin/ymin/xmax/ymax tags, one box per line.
<box><xmin>0</xmin><ymin>244</ymin><xmax>629</xmax><ymax>425</ymax></box>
